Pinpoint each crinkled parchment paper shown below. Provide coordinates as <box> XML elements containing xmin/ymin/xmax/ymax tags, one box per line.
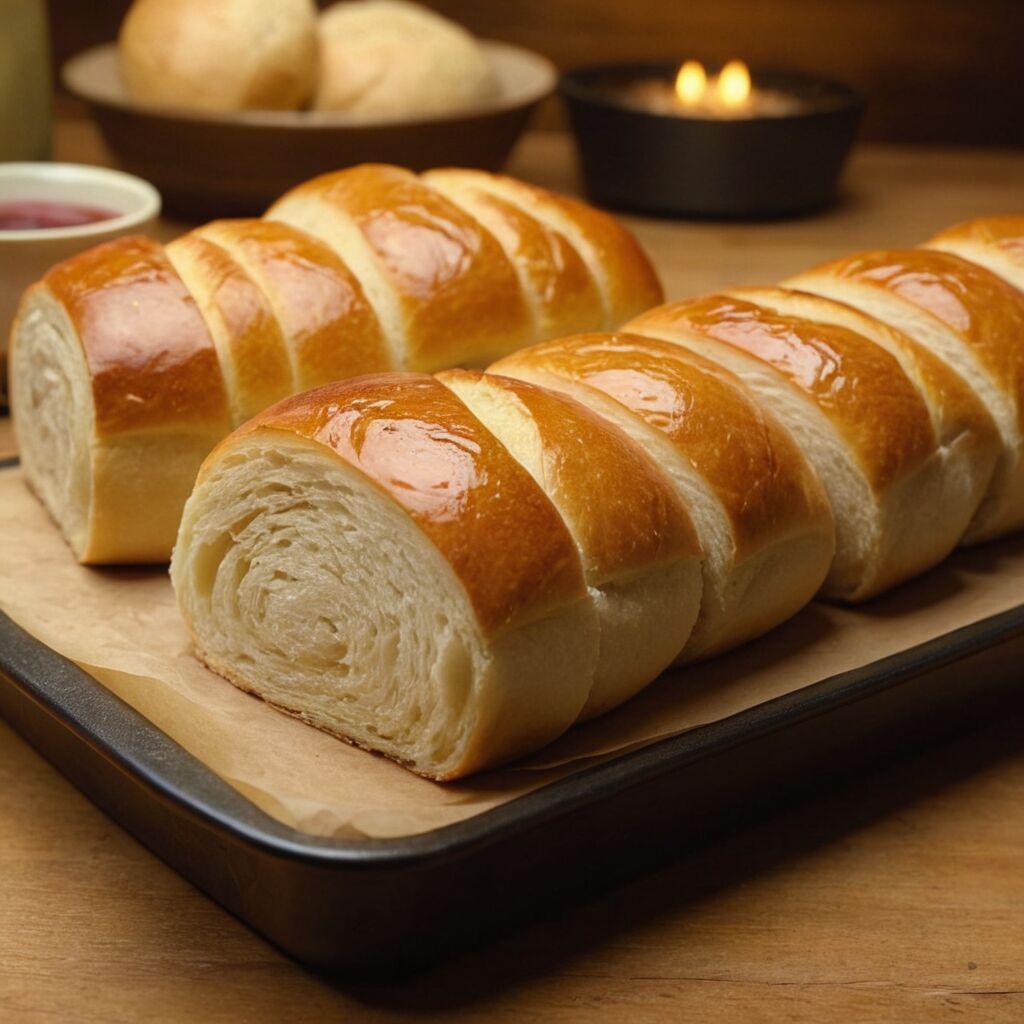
<box><xmin>2</xmin><ymin>467</ymin><xmax>1021</xmax><ymax>838</ymax></box>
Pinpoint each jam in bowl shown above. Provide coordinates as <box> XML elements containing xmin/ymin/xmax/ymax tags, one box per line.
<box><xmin>0</xmin><ymin>199</ymin><xmax>119</xmax><ymax>230</ymax></box>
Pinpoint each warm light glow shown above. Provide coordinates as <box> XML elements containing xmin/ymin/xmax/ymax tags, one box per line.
<box><xmin>674</xmin><ymin>60</ymin><xmax>707</xmax><ymax>106</ymax></box>
<box><xmin>717</xmin><ymin>60</ymin><xmax>752</xmax><ymax>108</ymax></box>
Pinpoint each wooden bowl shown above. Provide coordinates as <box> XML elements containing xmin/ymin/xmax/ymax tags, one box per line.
<box><xmin>63</xmin><ymin>42</ymin><xmax>556</xmax><ymax>219</ymax></box>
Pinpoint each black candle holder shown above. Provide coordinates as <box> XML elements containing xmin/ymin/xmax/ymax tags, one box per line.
<box><xmin>560</xmin><ymin>62</ymin><xmax>865</xmax><ymax>220</ymax></box>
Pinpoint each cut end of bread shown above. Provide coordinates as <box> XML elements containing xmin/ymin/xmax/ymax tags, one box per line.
<box><xmin>9</xmin><ymin>287</ymin><xmax>94</xmax><ymax>559</ymax></box>
<box><xmin>172</xmin><ymin>428</ymin><xmax>598</xmax><ymax>779</ymax></box>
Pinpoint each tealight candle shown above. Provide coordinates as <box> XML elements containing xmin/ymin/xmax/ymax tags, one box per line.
<box><xmin>560</xmin><ymin>60</ymin><xmax>865</xmax><ymax>218</ymax></box>
<box><xmin>625</xmin><ymin>59</ymin><xmax>806</xmax><ymax>120</ymax></box>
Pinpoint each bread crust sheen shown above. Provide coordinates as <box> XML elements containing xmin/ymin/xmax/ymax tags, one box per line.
<box><xmin>271</xmin><ymin>165</ymin><xmax>534</xmax><ymax>370</ymax></box>
<box><xmin>229</xmin><ymin>372</ymin><xmax>589</xmax><ymax>634</ymax></box>
<box><xmin>437</xmin><ymin>368</ymin><xmax>702</xmax><ymax>579</ymax></box>
<box><xmin>791</xmin><ymin>249</ymin><xmax>1024</xmax><ymax>433</ymax></box>
<box><xmin>628</xmin><ymin>290</ymin><xmax>938</xmax><ymax>493</ymax></box>
<box><xmin>492</xmin><ymin>332</ymin><xmax>832</xmax><ymax>561</ymax></box>
<box><xmin>41</xmin><ymin>234</ymin><xmax>232</xmax><ymax>438</ymax></box>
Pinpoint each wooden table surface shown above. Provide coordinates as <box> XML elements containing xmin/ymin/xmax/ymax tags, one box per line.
<box><xmin>2</xmin><ymin>121</ymin><xmax>1024</xmax><ymax>1023</ymax></box>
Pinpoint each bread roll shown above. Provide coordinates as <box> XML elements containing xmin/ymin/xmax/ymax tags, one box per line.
<box><xmin>267</xmin><ymin>164</ymin><xmax>535</xmax><ymax>370</ymax></box>
<box><xmin>422</xmin><ymin>169</ymin><xmax>607</xmax><ymax>341</ymax></box>
<box><xmin>419</xmin><ymin>168</ymin><xmax>663</xmax><ymax>328</ymax></box>
<box><xmin>11</xmin><ymin>164</ymin><xmax>657</xmax><ymax>564</ymax></box>
<box><xmin>171</xmin><ymin>374</ymin><xmax>599</xmax><ymax>779</ymax></box>
<box><xmin>313</xmin><ymin>0</ymin><xmax>499</xmax><ymax>116</ymax></box>
<box><xmin>626</xmin><ymin>288</ymin><xmax>1000</xmax><ymax>599</ymax></box>
<box><xmin>437</xmin><ymin>369</ymin><xmax>703</xmax><ymax>716</ymax></box>
<box><xmin>925</xmin><ymin>216</ymin><xmax>1024</xmax><ymax>294</ymax></box>
<box><xmin>164</xmin><ymin>233</ymin><xmax>297</xmax><ymax>425</ymax></box>
<box><xmin>190</xmin><ymin>218</ymin><xmax>395</xmax><ymax>391</ymax></box>
<box><xmin>9</xmin><ymin>236</ymin><xmax>232</xmax><ymax>562</ymax></box>
<box><xmin>119</xmin><ymin>0</ymin><xmax>318</xmax><ymax>111</ymax></box>
<box><xmin>786</xmin><ymin>250</ymin><xmax>1024</xmax><ymax>542</ymax></box>
<box><xmin>491</xmin><ymin>333</ymin><xmax>836</xmax><ymax>661</ymax></box>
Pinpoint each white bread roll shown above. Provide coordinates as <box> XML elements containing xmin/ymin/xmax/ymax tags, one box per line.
<box><xmin>926</xmin><ymin>216</ymin><xmax>1024</xmax><ymax>294</ymax></box>
<box><xmin>267</xmin><ymin>164</ymin><xmax>535</xmax><ymax>370</ymax></box>
<box><xmin>626</xmin><ymin>288</ymin><xmax>1000</xmax><ymax>600</ymax></box>
<box><xmin>491</xmin><ymin>333</ymin><xmax>836</xmax><ymax>661</ymax></box>
<box><xmin>191</xmin><ymin>218</ymin><xmax>396</xmax><ymax>392</ymax></box>
<box><xmin>419</xmin><ymin>168</ymin><xmax>664</xmax><ymax>328</ymax></box>
<box><xmin>422</xmin><ymin>169</ymin><xmax>607</xmax><ymax>341</ymax></box>
<box><xmin>786</xmin><ymin>250</ymin><xmax>1024</xmax><ymax>542</ymax></box>
<box><xmin>9</xmin><ymin>237</ymin><xmax>232</xmax><ymax>563</ymax></box>
<box><xmin>10</xmin><ymin>164</ymin><xmax>658</xmax><ymax>565</ymax></box>
<box><xmin>438</xmin><ymin>369</ymin><xmax>703</xmax><ymax>717</ymax></box>
<box><xmin>313</xmin><ymin>0</ymin><xmax>499</xmax><ymax>116</ymax></box>
<box><xmin>164</xmin><ymin>233</ymin><xmax>297</xmax><ymax>425</ymax></box>
<box><xmin>119</xmin><ymin>0</ymin><xmax>318</xmax><ymax>112</ymax></box>
<box><xmin>171</xmin><ymin>374</ymin><xmax>599</xmax><ymax>779</ymax></box>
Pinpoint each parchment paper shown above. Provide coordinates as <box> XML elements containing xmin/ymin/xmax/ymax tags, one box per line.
<box><xmin>2</xmin><ymin>466</ymin><xmax>1022</xmax><ymax>839</ymax></box>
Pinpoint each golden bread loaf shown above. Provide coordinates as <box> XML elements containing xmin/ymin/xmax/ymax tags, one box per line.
<box><xmin>9</xmin><ymin>164</ymin><xmax>661</xmax><ymax>564</ymax></box>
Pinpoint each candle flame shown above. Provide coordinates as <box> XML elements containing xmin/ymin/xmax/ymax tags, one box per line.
<box><xmin>717</xmin><ymin>60</ymin><xmax>751</xmax><ymax>108</ymax></box>
<box><xmin>674</xmin><ymin>60</ymin><xmax>707</xmax><ymax>106</ymax></box>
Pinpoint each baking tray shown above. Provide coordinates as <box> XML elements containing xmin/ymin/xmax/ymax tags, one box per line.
<box><xmin>2</xmin><ymin>511</ymin><xmax>1023</xmax><ymax>977</ymax></box>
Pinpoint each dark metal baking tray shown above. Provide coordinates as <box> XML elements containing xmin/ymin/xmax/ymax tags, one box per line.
<box><xmin>1</xmin><ymin>460</ymin><xmax>1023</xmax><ymax>973</ymax></box>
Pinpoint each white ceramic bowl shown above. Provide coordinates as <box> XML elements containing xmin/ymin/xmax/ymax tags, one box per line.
<box><xmin>0</xmin><ymin>161</ymin><xmax>161</xmax><ymax>385</ymax></box>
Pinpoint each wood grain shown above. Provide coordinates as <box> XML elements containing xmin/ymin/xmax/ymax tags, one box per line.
<box><xmin>1</xmin><ymin>119</ymin><xmax>1024</xmax><ymax>1021</ymax></box>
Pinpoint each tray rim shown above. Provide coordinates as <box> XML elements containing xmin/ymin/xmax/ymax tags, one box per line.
<box><xmin>4</xmin><ymin>585</ymin><xmax>1024</xmax><ymax>870</ymax></box>
<box><xmin>3</xmin><ymin>456</ymin><xmax>1024</xmax><ymax>871</ymax></box>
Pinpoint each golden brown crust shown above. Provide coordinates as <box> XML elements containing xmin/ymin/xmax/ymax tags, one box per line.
<box><xmin>928</xmin><ymin>215</ymin><xmax>1024</xmax><ymax>265</ymax></box>
<box><xmin>732</xmin><ymin>286</ymin><xmax>1002</xmax><ymax>460</ymax></box>
<box><xmin>195</xmin><ymin>218</ymin><xmax>395</xmax><ymax>390</ymax></box>
<box><xmin>795</xmin><ymin>249</ymin><xmax>1024</xmax><ymax>432</ymax></box>
<box><xmin>492</xmin><ymin>333</ymin><xmax>830</xmax><ymax>559</ymax></box>
<box><xmin>420</xmin><ymin>170</ymin><xmax>606</xmax><ymax>339</ymax></box>
<box><xmin>42</xmin><ymin>235</ymin><xmax>231</xmax><ymax>438</ymax></box>
<box><xmin>437</xmin><ymin>368</ymin><xmax>702</xmax><ymax>579</ymax></box>
<box><xmin>232</xmin><ymin>372</ymin><xmax>587</xmax><ymax>634</ymax></box>
<box><xmin>628</xmin><ymin>290</ymin><xmax>938</xmax><ymax>492</ymax></box>
<box><xmin>433</xmin><ymin>169</ymin><xmax>663</xmax><ymax>324</ymax></box>
<box><xmin>277</xmin><ymin>164</ymin><xmax>535</xmax><ymax>370</ymax></box>
<box><xmin>165</xmin><ymin>232</ymin><xmax>295</xmax><ymax>425</ymax></box>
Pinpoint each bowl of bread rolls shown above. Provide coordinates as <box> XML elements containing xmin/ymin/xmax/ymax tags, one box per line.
<box><xmin>62</xmin><ymin>0</ymin><xmax>555</xmax><ymax>217</ymax></box>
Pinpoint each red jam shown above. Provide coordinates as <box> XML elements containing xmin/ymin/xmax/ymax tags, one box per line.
<box><xmin>0</xmin><ymin>200</ymin><xmax>119</xmax><ymax>230</ymax></box>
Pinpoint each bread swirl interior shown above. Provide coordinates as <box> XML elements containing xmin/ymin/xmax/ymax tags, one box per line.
<box><xmin>9</xmin><ymin>288</ymin><xmax>93</xmax><ymax>558</ymax></box>
<box><xmin>171</xmin><ymin>431</ymin><xmax>597</xmax><ymax>778</ymax></box>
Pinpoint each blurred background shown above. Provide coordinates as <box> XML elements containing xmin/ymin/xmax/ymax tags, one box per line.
<box><xmin>46</xmin><ymin>0</ymin><xmax>1024</xmax><ymax>147</ymax></box>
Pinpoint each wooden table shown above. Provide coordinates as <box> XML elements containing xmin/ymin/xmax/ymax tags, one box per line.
<box><xmin>2</xmin><ymin>121</ymin><xmax>1024</xmax><ymax>1023</ymax></box>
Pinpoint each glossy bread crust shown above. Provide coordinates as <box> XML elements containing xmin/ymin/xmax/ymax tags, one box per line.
<box><xmin>165</xmin><ymin>232</ymin><xmax>295</xmax><ymax>425</ymax></box>
<box><xmin>420</xmin><ymin>169</ymin><xmax>606</xmax><ymax>339</ymax></box>
<box><xmin>928</xmin><ymin>215</ymin><xmax>1024</xmax><ymax>260</ymax></box>
<box><xmin>275</xmin><ymin>164</ymin><xmax>534</xmax><ymax>369</ymax></box>
<box><xmin>233</xmin><ymin>373</ymin><xmax>588</xmax><ymax>634</ymax></box>
<box><xmin>194</xmin><ymin>218</ymin><xmax>395</xmax><ymax>390</ymax></box>
<box><xmin>925</xmin><ymin>216</ymin><xmax>1024</xmax><ymax>293</ymax></box>
<box><xmin>429</xmin><ymin>168</ymin><xmax>664</xmax><ymax>325</ymax></box>
<box><xmin>792</xmin><ymin>249</ymin><xmax>1024</xmax><ymax>433</ymax></box>
<box><xmin>42</xmin><ymin>235</ymin><xmax>232</xmax><ymax>438</ymax></box>
<box><xmin>629</xmin><ymin>289</ymin><xmax>938</xmax><ymax>492</ymax></box>
<box><xmin>437</xmin><ymin>368</ymin><xmax>702</xmax><ymax>579</ymax></box>
<box><xmin>492</xmin><ymin>332</ymin><xmax>831</xmax><ymax>560</ymax></box>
